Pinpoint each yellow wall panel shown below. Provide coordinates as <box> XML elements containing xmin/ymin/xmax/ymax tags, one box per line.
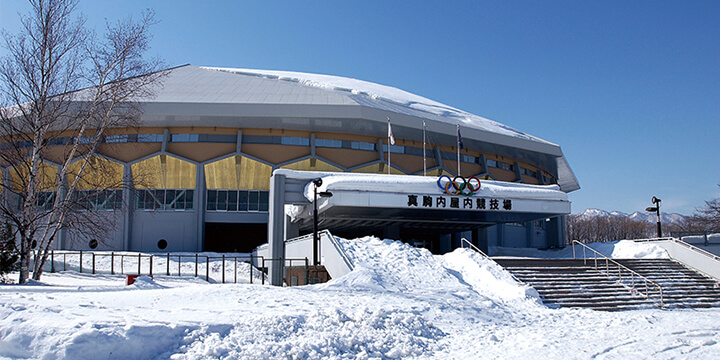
<box><xmin>132</xmin><ymin>155</ymin><xmax>196</xmax><ymax>189</ymax></box>
<box><xmin>351</xmin><ymin>163</ymin><xmax>404</xmax><ymax>175</ymax></box>
<box><xmin>67</xmin><ymin>156</ymin><xmax>123</xmax><ymax>190</ymax></box>
<box><xmin>280</xmin><ymin>158</ymin><xmax>343</xmax><ymax>173</ymax></box>
<box><xmin>10</xmin><ymin>162</ymin><xmax>58</xmax><ymax>191</ymax></box>
<box><xmin>204</xmin><ymin>155</ymin><xmax>271</xmax><ymax>190</ymax></box>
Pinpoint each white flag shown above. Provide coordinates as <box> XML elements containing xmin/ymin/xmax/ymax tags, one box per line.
<box><xmin>388</xmin><ymin>118</ymin><xmax>395</xmax><ymax>145</ymax></box>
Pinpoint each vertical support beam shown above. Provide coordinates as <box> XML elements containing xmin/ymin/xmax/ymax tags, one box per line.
<box><xmin>196</xmin><ymin>163</ymin><xmax>205</xmax><ymax>252</ymax></box>
<box><xmin>513</xmin><ymin>162</ymin><xmax>523</xmax><ymax>182</ymax></box>
<box><xmin>473</xmin><ymin>227</ymin><xmax>489</xmax><ymax>254</ymax></box>
<box><xmin>161</xmin><ymin>129</ymin><xmax>170</xmax><ymax>153</ymax></box>
<box><xmin>433</xmin><ymin>146</ymin><xmax>443</xmax><ymax>174</ymax></box>
<box><xmin>310</xmin><ymin>133</ymin><xmax>316</xmax><ymax>157</ymax></box>
<box><xmin>525</xmin><ymin>222</ymin><xmax>533</xmax><ymax>248</ymax></box>
<box><xmin>267</xmin><ymin>173</ymin><xmax>286</xmax><ymax>286</ymax></box>
<box><xmin>236</xmin><ymin>130</ymin><xmax>242</xmax><ymax>154</ymax></box>
<box><xmin>56</xmin><ymin>172</ymin><xmax>68</xmax><ymax>249</ymax></box>
<box><xmin>479</xmin><ymin>154</ymin><xmax>488</xmax><ymax>176</ymax></box>
<box><xmin>122</xmin><ymin>163</ymin><xmax>133</xmax><ymax>250</ymax></box>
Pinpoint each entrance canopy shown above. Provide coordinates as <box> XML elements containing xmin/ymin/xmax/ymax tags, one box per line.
<box><xmin>266</xmin><ymin>169</ymin><xmax>570</xmax><ymax>285</ymax></box>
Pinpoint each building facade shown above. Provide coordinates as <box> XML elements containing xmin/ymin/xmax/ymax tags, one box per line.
<box><xmin>4</xmin><ymin>65</ymin><xmax>579</xmax><ymax>254</ymax></box>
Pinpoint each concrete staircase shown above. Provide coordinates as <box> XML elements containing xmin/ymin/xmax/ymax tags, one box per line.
<box><xmin>494</xmin><ymin>258</ymin><xmax>720</xmax><ymax>311</ymax></box>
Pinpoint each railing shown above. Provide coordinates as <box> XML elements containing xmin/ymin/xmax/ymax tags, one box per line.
<box><xmin>634</xmin><ymin>237</ymin><xmax>720</xmax><ymax>262</ymax></box>
<box><xmin>31</xmin><ymin>250</ymin><xmax>314</xmax><ymax>286</ymax></box>
<box><xmin>572</xmin><ymin>240</ymin><xmax>664</xmax><ymax>307</ymax></box>
<box><xmin>459</xmin><ymin>238</ymin><xmax>523</xmax><ymax>284</ymax></box>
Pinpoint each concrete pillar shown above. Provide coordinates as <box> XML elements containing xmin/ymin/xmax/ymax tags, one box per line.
<box><xmin>122</xmin><ymin>164</ymin><xmax>133</xmax><ymax>250</ymax></box>
<box><xmin>383</xmin><ymin>224</ymin><xmax>400</xmax><ymax>240</ymax></box>
<box><xmin>473</xmin><ymin>227</ymin><xmax>489</xmax><ymax>254</ymax></box>
<box><xmin>439</xmin><ymin>233</ymin><xmax>452</xmax><ymax>254</ymax></box>
<box><xmin>196</xmin><ymin>163</ymin><xmax>205</xmax><ymax>252</ymax></box>
<box><xmin>268</xmin><ymin>173</ymin><xmax>286</xmax><ymax>286</ymax></box>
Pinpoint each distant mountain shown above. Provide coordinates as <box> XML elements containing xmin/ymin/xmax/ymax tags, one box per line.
<box><xmin>575</xmin><ymin>208</ymin><xmax>687</xmax><ymax>226</ymax></box>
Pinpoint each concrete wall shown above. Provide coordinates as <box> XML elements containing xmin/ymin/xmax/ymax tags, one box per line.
<box><xmin>131</xmin><ymin>211</ymin><xmax>199</xmax><ymax>252</ymax></box>
<box><xmin>654</xmin><ymin>240</ymin><xmax>720</xmax><ymax>281</ymax></box>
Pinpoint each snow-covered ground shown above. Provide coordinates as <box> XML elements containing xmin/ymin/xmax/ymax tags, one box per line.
<box><xmin>2</xmin><ymin>237</ymin><xmax>719</xmax><ymax>359</ymax></box>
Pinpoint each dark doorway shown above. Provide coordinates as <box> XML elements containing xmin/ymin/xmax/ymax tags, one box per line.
<box><xmin>204</xmin><ymin>223</ymin><xmax>267</xmax><ymax>253</ymax></box>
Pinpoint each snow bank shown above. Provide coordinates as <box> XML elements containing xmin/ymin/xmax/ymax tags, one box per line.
<box><xmin>492</xmin><ymin>240</ymin><xmax>670</xmax><ymax>259</ymax></box>
<box><xmin>329</xmin><ymin>236</ymin><xmax>539</xmax><ymax>306</ymax></box>
<box><xmin>175</xmin><ymin>307</ymin><xmax>442</xmax><ymax>360</ymax></box>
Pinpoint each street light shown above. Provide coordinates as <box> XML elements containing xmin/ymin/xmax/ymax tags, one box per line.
<box><xmin>312</xmin><ymin>178</ymin><xmax>333</xmax><ymax>266</ymax></box>
<box><xmin>645</xmin><ymin>196</ymin><xmax>662</xmax><ymax>238</ymax></box>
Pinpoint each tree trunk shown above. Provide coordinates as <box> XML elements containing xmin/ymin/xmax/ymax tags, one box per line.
<box><xmin>18</xmin><ymin>242</ymin><xmax>31</xmax><ymax>284</ymax></box>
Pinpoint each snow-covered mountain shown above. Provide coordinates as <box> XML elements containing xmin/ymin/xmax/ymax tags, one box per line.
<box><xmin>575</xmin><ymin>208</ymin><xmax>687</xmax><ymax>226</ymax></box>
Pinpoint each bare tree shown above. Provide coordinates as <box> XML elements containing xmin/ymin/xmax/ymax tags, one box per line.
<box><xmin>683</xmin><ymin>183</ymin><xmax>720</xmax><ymax>232</ymax></box>
<box><xmin>0</xmin><ymin>0</ymin><xmax>163</xmax><ymax>283</ymax></box>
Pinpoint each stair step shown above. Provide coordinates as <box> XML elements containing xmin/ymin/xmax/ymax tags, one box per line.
<box><xmin>493</xmin><ymin>257</ymin><xmax>720</xmax><ymax>311</ymax></box>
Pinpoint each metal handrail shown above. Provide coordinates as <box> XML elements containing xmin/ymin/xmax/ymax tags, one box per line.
<box><xmin>572</xmin><ymin>240</ymin><xmax>664</xmax><ymax>307</ymax></box>
<box><xmin>459</xmin><ymin>238</ymin><xmax>523</xmax><ymax>284</ymax></box>
<box><xmin>634</xmin><ymin>237</ymin><xmax>720</xmax><ymax>262</ymax></box>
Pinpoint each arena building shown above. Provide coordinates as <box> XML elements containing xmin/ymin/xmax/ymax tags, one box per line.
<box><xmin>7</xmin><ymin>65</ymin><xmax>579</xmax><ymax>254</ymax></box>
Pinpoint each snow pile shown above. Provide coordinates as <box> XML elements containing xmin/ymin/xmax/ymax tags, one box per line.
<box><xmin>610</xmin><ymin>241</ymin><xmax>670</xmax><ymax>259</ymax></box>
<box><xmin>332</xmin><ymin>236</ymin><xmax>539</xmax><ymax>306</ymax></box>
<box><xmin>443</xmin><ymin>248</ymin><xmax>540</xmax><ymax>303</ymax></box>
<box><xmin>175</xmin><ymin>307</ymin><xmax>442</xmax><ymax>360</ymax></box>
<box><xmin>493</xmin><ymin>240</ymin><xmax>670</xmax><ymax>259</ymax></box>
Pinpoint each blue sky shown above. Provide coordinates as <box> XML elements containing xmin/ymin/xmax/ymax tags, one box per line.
<box><xmin>2</xmin><ymin>1</ymin><xmax>718</xmax><ymax>215</ymax></box>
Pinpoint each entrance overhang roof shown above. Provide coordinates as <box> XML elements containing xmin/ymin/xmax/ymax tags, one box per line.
<box><xmin>277</xmin><ymin>170</ymin><xmax>571</xmax><ymax>234</ymax></box>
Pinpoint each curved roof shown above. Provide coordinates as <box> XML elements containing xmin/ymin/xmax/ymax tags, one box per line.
<box><xmin>135</xmin><ymin>65</ymin><xmax>580</xmax><ymax>192</ymax></box>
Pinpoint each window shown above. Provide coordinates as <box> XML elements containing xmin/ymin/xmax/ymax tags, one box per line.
<box><xmin>105</xmin><ymin>134</ymin><xmax>129</xmax><ymax>143</ymax></box>
<box><xmin>138</xmin><ymin>134</ymin><xmax>163</xmax><ymax>143</ymax></box>
<box><xmin>35</xmin><ymin>191</ymin><xmax>56</xmax><ymax>211</ymax></box>
<box><xmin>521</xmin><ymin>167</ymin><xmax>538</xmax><ymax>178</ymax></box>
<box><xmin>316</xmin><ymin>138</ymin><xmax>342</xmax><ymax>148</ymax></box>
<box><xmin>135</xmin><ymin>189</ymin><xmax>194</xmax><ymax>210</ymax></box>
<box><xmin>382</xmin><ymin>144</ymin><xmax>405</xmax><ymax>154</ymax></box>
<box><xmin>206</xmin><ymin>189</ymin><xmax>269</xmax><ymax>212</ymax></box>
<box><xmin>171</xmin><ymin>134</ymin><xmax>199</xmax><ymax>143</ymax></box>
<box><xmin>281</xmin><ymin>137</ymin><xmax>310</xmax><ymax>146</ymax></box>
<box><xmin>73</xmin><ymin>189</ymin><xmax>123</xmax><ymax>210</ymax></box>
<box><xmin>350</xmin><ymin>141</ymin><xmax>375</xmax><ymax>151</ymax></box>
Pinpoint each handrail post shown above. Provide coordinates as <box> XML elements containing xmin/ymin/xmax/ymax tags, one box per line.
<box><xmin>111</xmin><ymin>252</ymin><xmax>114</xmax><ymax>275</ymax></box>
<box><xmin>250</xmin><ymin>254</ymin><xmax>254</xmax><ymax>284</ymax></box>
<box><xmin>222</xmin><ymin>255</ymin><xmax>226</xmax><ymax>284</ymax></box>
<box><xmin>195</xmin><ymin>253</ymin><xmax>198</xmax><ymax>277</ymax></box>
<box><xmin>150</xmin><ymin>255</ymin><xmax>154</xmax><ymax>276</ymax></box>
<box><xmin>166</xmin><ymin>253</ymin><xmax>170</xmax><ymax>276</ymax></box>
<box><xmin>51</xmin><ymin>250</ymin><xmax>54</xmax><ymax>273</ymax></box>
<box><xmin>92</xmin><ymin>253</ymin><xmax>96</xmax><ymax>274</ymax></box>
<box><xmin>234</xmin><ymin>257</ymin><xmax>237</xmax><ymax>284</ymax></box>
<box><xmin>79</xmin><ymin>251</ymin><xmax>83</xmax><ymax>273</ymax></box>
<box><xmin>206</xmin><ymin>257</ymin><xmax>210</xmax><ymax>282</ymax></box>
<box><xmin>178</xmin><ymin>255</ymin><xmax>181</xmax><ymax>276</ymax></box>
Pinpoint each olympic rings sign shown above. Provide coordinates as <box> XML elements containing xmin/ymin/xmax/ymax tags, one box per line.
<box><xmin>437</xmin><ymin>175</ymin><xmax>481</xmax><ymax>196</ymax></box>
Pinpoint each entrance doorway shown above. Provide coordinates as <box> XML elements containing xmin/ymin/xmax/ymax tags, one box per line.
<box><xmin>204</xmin><ymin>223</ymin><xmax>267</xmax><ymax>253</ymax></box>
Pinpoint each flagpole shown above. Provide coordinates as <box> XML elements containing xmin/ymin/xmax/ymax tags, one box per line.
<box><xmin>456</xmin><ymin>124</ymin><xmax>461</xmax><ymax>176</ymax></box>
<box><xmin>423</xmin><ymin>120</ymin><xmax>427</xmax><ymax>176</ymax></box>
<box><xmin>387</xmin><ymin>117</ymin><xmax>391</xmax><ymax>175</ymax></box>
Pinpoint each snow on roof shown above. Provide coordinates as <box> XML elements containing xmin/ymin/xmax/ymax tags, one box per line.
<box><xmin>202</xmin><ymin>66</ymin><xmax>550</xmax><ymax>144</ymax></box>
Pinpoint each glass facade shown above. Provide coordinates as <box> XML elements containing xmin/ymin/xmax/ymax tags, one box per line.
<box><xmin>206</xmin><ymin>189</ymin><xmax>269</xmax><ymax>212</ymax></box>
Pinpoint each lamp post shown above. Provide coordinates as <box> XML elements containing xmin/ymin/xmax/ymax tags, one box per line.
<box><xmin>645</xmin><ymin>196</ymin><xmax>662</xmax><ymax>238</ymax></box>
<box><xmin>312</xmin><ymin>178</ymin><xmax>333</xmax><ymax>266</ymax></box>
